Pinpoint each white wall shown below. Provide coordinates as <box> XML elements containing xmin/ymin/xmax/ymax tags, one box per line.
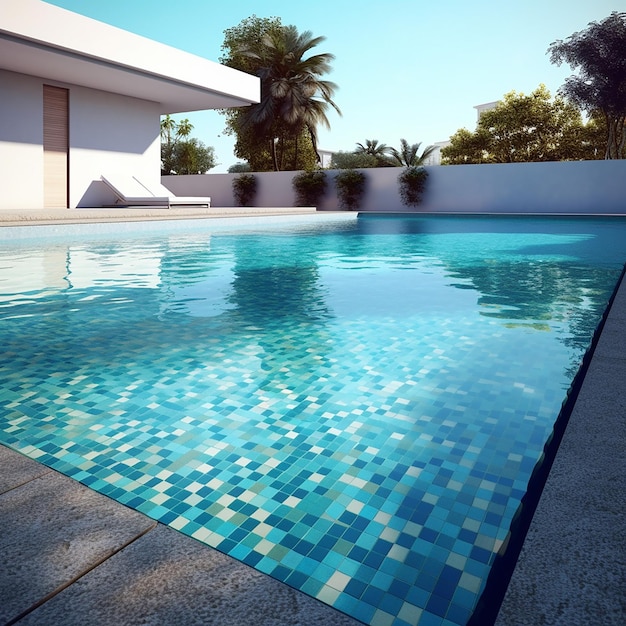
<box><xmin>163</xmin><ymin>160</ymin><xmax>626</xmax><ymax>214</ymax></box>
<box><xmin>420</xmin><ymin>161</ymin><xmax>626</xmax><ymax>214</ymax></box>
<box><xmin>164</xmin><ymin>171</ymin><xmax>299</xmax><ymax>209</ymax></box>
<box><xmin>0</xmin><ymin>69</ymin><xmax>45</xmax><ymax>208</ymax></box>
<box><xmin>0</xmin><ymin>69</ymin><xmax>161</xmax><ymax>209</ymax></box>
<box><xmin>71</xmin><ymin>86</ymin><xmax>161</xmax><ymax>208</ymax></box>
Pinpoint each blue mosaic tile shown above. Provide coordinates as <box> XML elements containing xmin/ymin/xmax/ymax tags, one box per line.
<box><xmin>1</xmin><ymin>214</ymin><xmax>626</xmax><ymax>626</ymax></box>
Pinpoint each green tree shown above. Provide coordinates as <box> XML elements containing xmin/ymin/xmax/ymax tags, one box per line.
<box><xmin>581</xmin><ymin>112</ymin><xmax>610</xmax><ymax>160</ymax></box>
<box><xmin>221</xmin><ymin>15</ymin><xmax>284</xmax><ymax>73</ymax></box>
<box><xmin>390</xmin><ymin>139</ymin><xmax>436</xmax><ymax>166</ymax></box>
<box><xmin>355</xmin><ymin>139</ymin><xmax>393</xmax><ymax>166</ymax></box>
<box><xmin>229</xmin><ymin>123</ymin><xmax>274</xmax><ymax>172</ymax></box>
<box><xmin>228</xmin><ymin>162</ymin><xmax>252</xmax><ymax>173</ymax></box>
<box><xmin>231</xmin><ymin>126</ymin><xmax>318</xmax><ymax>172</ymax></box>
<box><xmin>160</xmin><ymin>114</ymin><xmax>176</xmax><ymax>148</ymax></box>
<box><xmin>161</xmin><ymin>117</ymin><xmax>216</xmax><ymax>174</ymax></box>
<box><xmin>220</xmin><ymin>17</ymin><xmax>341</xmax><ymax>171</ymax></box>
<box><xmin>171</xmin><ymin>139</ymin><xmax>216</xmax><ymax>175</ymax></box>
<box><xmin>548</xmin><ymin>12</ymin><xmax>626</xmax><ymax>159</ymax></box>
<box><xmin>161</xmin><ymin>116</ymin><xmax>178</xmax><ymax>175</ymax></box>
<box><xmin>330</xmin><ymin>151</ymin><xmax>377</xmax><ymax>169</ymax></box>
<box><xmin>220</xmin><ymin>16</ymin><xmax>284</xmax><ymax>171</ymax></box>
<box><xmin>441</xmin><ymin>128</ymin><xmax>491</xmax><ymax>164</ymax></box>
<box><xmin>441</xmin><ymin>85</ymin><xmax>600</xmax><ymax>164</ymax></box>
<box><xmin>176</xmin><ymin>119</ymin><xmax>193</xmax><ymax>140</ymax></box>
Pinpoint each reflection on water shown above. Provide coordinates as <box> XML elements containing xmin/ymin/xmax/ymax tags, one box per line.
<box><xmin>1</xmin><ymin>215</ymin><xmax>625</xmax><ymax>382</ymax></box>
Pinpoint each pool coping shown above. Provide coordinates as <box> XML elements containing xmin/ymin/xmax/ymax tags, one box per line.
<box><xmin>0</xmin><ymin>211</ymin><xmax>624</xmax><ymax>625</ymax></box>
<box><xmin>0</xmin><ymin>206</ymin><xmax>317</xmax><ymax>226</ymax></box>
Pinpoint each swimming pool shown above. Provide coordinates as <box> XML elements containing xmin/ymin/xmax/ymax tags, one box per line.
<box><xmin>1</xmin><ymin>213</ymin><xmax>625</xmax><ymax>626</ymax></box>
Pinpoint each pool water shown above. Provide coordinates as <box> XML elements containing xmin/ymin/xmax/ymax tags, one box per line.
<box><xmin>1</xmin><ymin>214</ymin><xmax>625</xmax><ymax>626</ymax></box>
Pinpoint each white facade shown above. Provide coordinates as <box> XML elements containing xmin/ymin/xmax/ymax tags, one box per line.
<box><xmin>317</xmin><ymin>149</ymin><xmax>335</xmax><ymax>169</ymax></box>
<box><xmin>0</xmin><ymin>0</ymin><xmax>260</xmax><ymax>209</ymax></box>
<box><xmin>422</xmin><ymin>141</ymin><xmax>451</xmax><ymax>166</ymax></box>
<box><xmin>474</xmin><ymin>101</ymin><xmax>499</xmax><ymax>121</ymax></box>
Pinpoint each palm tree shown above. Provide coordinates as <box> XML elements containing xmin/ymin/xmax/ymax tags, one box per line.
<box><xmin>160</xmin><ymin>116</ymin><xmax>193</xmax><ymax>146</ymax></box>
<box><xmin>160</xmin><ymin>114</ymin><xmax>176</xmax><ymax>146</ymax></box>
<box><xmin>239</xmin><ymin>25</ymin><xmax>341</xmax><ymax>171</ymax></box>
<box><xmin>176</xmin><ymin>118</ymin><xmax>193</xmax><ymax>140</ymax></box>
<box><xmin>390</xmin><ymin>138</ymin><xmax>437</xmax><ymax>167</ymax></box>
<box><xmin>355</xmin><ymin>139</ymin><xmax>393</xmax><ymax>166</ymax></box>
<box><xmin>355</xmin><ymin>139</ymin><xmax>390</xmax><ymax>157</ymax></box>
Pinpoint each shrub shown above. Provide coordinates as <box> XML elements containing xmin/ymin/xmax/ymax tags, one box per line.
<box><xmin>228</xmin><ymin>162</ymin><xmax>252</xmax><ymax>173</ymax></box>
<box><xmin>232</xmin><ymin>173</ymin><xmax>257</xmax><ymax>206</ymax></box>
<box><xmin>398</xmin><ymin>166</ymin><xmax>428</xmax><ymax>207</ymax></box>
<box><xmin>292</xmin><ymin>170</ymin><xmax>327</xmax><ymax>207</ymax></box>
<box><xmin>330</xmin><ymin>151</ymin><xmax>378</xmax><ymax>169</ymax></box>
<box><xmin>335</xmin><ymin>169</ymin><xmax>366</xmax><ymax>210</ymax></box>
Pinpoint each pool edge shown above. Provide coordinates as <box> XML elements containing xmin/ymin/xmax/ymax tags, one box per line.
<box><xmin>492</xmin><ymin>267</ymin><xmax>626</xmax><ymax>625</ymax></box>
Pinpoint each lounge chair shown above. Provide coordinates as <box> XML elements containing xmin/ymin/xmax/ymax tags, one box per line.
<box><xmin>101</xmin><ymin>175</ymin><xmax>210</xmax><ymax>208</ymax></box>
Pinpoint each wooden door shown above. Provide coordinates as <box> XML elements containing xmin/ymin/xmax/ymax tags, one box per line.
<box><xmin>43</xmin><ymin>85</ymin><xmax>69</xmax><ymax>208</ymax></box>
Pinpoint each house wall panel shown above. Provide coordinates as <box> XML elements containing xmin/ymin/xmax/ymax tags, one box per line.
<box><xmin>70</xmin><ymin>86</ymin><xmax>160</xmax><ymax>207</ymax></box>
<box><xmin>0</xmin><ymin>69</ymin><xmax>161</xmax><ymax>209</ymax></box>
<box><xmin>0</xmin><ymin>69</ymin><xmax>45</xmax><ymax>209</ymax></box>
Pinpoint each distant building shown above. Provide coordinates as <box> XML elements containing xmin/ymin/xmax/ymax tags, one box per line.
<box><xmin>474</xmin><ymin>101</ymin><xmax>499</xmax><ymax>121</ymax></box>
<box><xmin>423</xmin><ymin>141</ymin><xmax>451</xmax><ymax>166</ymax></box>
<box><xmin>318</xmin><ymin>149</ymin><xmax>334</xmax><ymax>169</ymax></box>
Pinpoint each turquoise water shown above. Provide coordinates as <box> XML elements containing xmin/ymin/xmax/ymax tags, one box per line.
<box><xmin>1</xmin><ymin>214</ymin><xmax>625</xmax><ymax>626</ymax></box>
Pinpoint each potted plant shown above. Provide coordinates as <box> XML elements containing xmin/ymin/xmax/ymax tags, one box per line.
<box><xmin>390</xmin><ymin>138</ymin><xmax>433</xmax><ymax>208</ymax></box>
<box><xmin>335</xmin><ymin>169</ymin><xmax>366</xmax><ymax>211</ymax></box>
<box><xmin>398</xmin><ymin>166</ymin><xmax>428</xmax><ymax>207</ymax></box>
<box><xmin>292</xmin><ymin>169</ymin><xmax>327</xmax><ymax>207</ymax></box>
<box><xmin>232</xmin><ymin>173</ymin><xmax>257</xmax><ymax>207</ymax></box>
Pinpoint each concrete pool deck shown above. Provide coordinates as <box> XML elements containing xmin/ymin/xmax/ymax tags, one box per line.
<box><xmin>0</xmin><ymin>206</ymin><xmax>317</xmax><ymax>227</ymax></box>
<box><xmin>0</xmin><ymin>209</ymin><xmax>624</xmax><ymax>625</ymax></box>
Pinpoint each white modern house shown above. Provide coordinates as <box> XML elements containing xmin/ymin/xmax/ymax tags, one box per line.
<box><xmin>0</xmin><ymin>0</ymin><xmax>260</xmax><ymax>209</ymax></box>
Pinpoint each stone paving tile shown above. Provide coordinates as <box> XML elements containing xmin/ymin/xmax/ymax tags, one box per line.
<box><xmin>592</xmin><ymin>318</ymin><xmax>626</xmax><ymax>362</ymax></box>
<box><xmin>607</xmin><ymin>279</ymin><xmax>626</xmax><ymax>319</ymax></box>
<box><xmin>0</xmin><ymin>469</ymin><xmax>156</xmax><ymax>625</ymax></box>
<box><xmin>0</xmin><ymin>446</ymin><xmax>50</xmax><ymax>494</ymax></box>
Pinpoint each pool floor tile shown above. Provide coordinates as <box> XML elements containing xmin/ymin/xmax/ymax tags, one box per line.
<box><xmin>2</xmin><ymin>215</ymin><xmax>626</xmax><ymax>625</ymax></box>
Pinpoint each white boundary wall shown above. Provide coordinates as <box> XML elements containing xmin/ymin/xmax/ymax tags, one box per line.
<box><xmin>163</xmin><ymin>160</ymin><xmax>626</xmax><ymax>214</ymax></box>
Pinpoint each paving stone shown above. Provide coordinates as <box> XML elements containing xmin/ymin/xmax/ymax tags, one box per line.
<box><xmin>592</xmin><ymin>317</ymin><xmax>626</xmax><ymax>361</ymax></box>
<box><xmin>0</xmin><ymin>446</ymin><xmax>50</xmax><ymax>494</ymax></box>
<box><xmin>0</xmin><ymin>471</ymin><xmax>155</xmax><ymax>625</ymax></box>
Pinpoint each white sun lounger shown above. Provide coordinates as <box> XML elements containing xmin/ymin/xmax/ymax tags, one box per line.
<box><xmin>101</xmin><ymin>175</ymin><xmax>210</xmax><ymax>208</ymax></box>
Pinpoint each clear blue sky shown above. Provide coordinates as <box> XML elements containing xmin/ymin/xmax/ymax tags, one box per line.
<box><xmin>46</xmin><ymin>0</ymin><xmax>623</xmax><ymax>172</ymax></box>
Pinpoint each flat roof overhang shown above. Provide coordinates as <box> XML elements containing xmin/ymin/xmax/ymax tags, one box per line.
<box><xmin>0</xmin><ymin>0</ymin><xmax>260</xmax><ymax>113</ymax></box>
